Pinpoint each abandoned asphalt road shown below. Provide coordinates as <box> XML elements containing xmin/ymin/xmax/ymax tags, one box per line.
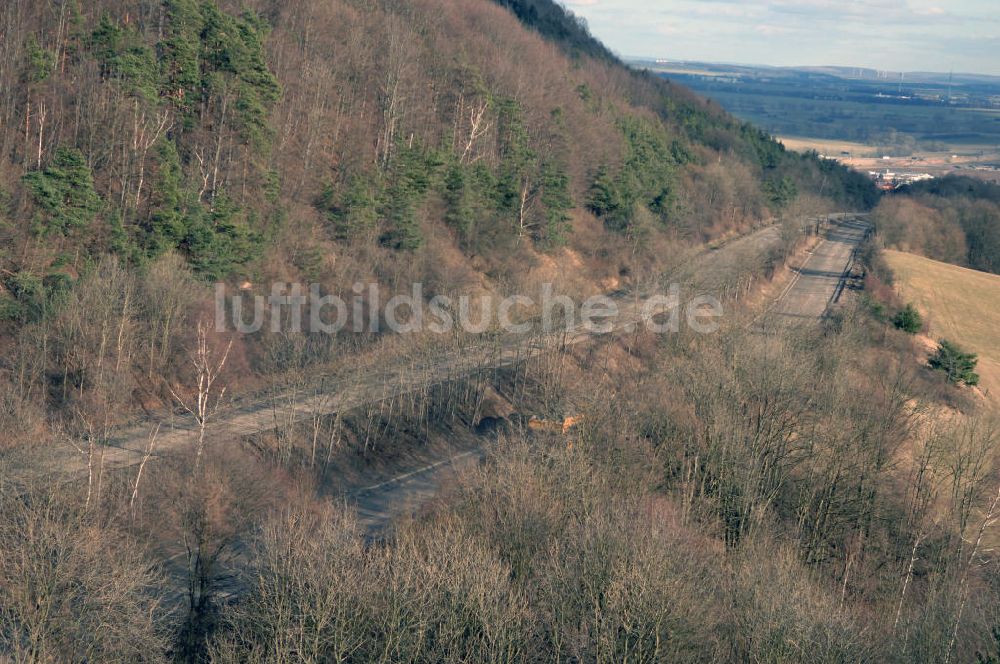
<box><xmin>766</xmin><ymin>215</ymin><xmax>871</xmax><ymax>323</ymax></box>
<box><xmin>22</xmin><ymin>214</ymin><xmax>868</xmax><ymax>535</ymax></box>
<box><xmin>348</xmin><ymin>214</ymin><xmax>872</xmax><ymax>533</ymax></box>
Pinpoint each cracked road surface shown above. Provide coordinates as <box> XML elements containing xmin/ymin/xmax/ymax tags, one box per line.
<box><xmin>766</xmin><ymin>215</ymin><xmax>870</xmax><ymax>324</ymax></box>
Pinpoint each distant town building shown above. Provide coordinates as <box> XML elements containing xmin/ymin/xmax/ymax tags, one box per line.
<box><xmin>867</xmin><ymin>169</ymin><xmax>934</xmax><ymax>190</ymax></box>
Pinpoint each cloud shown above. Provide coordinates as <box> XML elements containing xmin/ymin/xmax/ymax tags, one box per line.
<box><xmin>563</xmin><ymin>0</ymin><xmax>1000</xmax><ymax>75</ymax></box>
<box><xmin>754</xmin><ymin>24</ymin><xmax>793</xmax><ymax>36</ymax></box>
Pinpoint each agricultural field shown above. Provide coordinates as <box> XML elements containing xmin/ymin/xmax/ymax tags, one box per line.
<box><xmin>885</xmin><ymin>249</ymin><xmax>1000</xmax><ymax>404</ymax></box>
<box><xmin>776</xmin><ymin>136</ymin><xmax>876</xmax><ymax>157</ymax></box>
<box><xmin>635</xmin><ymin>59</ymin><xmax>1000</xmax><ymax>181</ymax></box>
<box><xmin>698</xmin><ymin>89</ymin><xmax>1000</xmax><ymax>148</ymax></box>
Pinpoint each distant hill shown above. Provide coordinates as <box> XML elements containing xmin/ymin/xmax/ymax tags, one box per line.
<box><xmin>637</xmin><ymin>58</ymin><xmax>1000</xmax><ymax>149</ymax></box>
<box><xmin>632</xmin><ymin>59</ymin><xmax>1000</xmax><ymax>88</ymax></box>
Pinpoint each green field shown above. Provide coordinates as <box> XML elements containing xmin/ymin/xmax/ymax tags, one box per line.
<box><xmin>703</xmin><ymin>90</ymin><xmax>1000</xmax><ymax>149</ymax></box>
<box><xmin>639</xmin><ymin>60</ymin><xmax>1000</xmax><ymax>153</ymax></box>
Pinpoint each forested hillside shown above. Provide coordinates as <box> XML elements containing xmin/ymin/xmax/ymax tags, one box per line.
<box><xmin>873</xmin><ymin>176</ymin><xmax>1000</xmax><ymax>275</ymax></box>
<box><xmin>7</xmin><ymin>2</ymin><xmax>1000</xmax><ymax>663</ymax></box>
<box><xmin>0</xmin><ymin>0</ymin><xmax>875</xmax><ymax>433</ymax></box>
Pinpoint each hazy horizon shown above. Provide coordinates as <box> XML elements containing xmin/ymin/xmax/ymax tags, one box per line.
<box><xmin>622</xmin><ymin>56</ymin><xmax>1000</xmax><ymax>80</ymax></box>
<box><xmin>564</xmin><ymin>0</ymin><xmax>1000</xmax><ymax>77</ymax></box>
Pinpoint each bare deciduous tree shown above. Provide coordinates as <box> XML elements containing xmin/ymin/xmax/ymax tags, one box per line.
<box><xmin>169</xmin><ymin>321</ymin><xmax>233</xmax><ymax>463</ymax></box>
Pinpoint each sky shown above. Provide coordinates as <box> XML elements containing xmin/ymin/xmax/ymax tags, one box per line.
<box><xmin>562</xmin><ymin>0</ymin><xmax>1000</xmax><ymax>76</ymax></box>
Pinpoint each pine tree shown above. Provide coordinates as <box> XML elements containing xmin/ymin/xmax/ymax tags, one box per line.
<box><xmin>380</xmin><ymin>143</ymin><xmax>441</xmax><ymax>250</ymax></box>
<box><xmin>892</xmin><ymin>304</ymin><xmax>922</xmax><ymax>334</ymax></box>
<box><xmin>333</xmin><ymin>176</ymin><xmax>379</xmax><ymax>241</ymax></box>
<box><xmin>929</xmin><ymin>339</ymin><xmax>980</xmax><ymax>386</ymax></box>
<box><xmin>183</xmin><ymin>193</ymin><xmax>260</xmax><ymax>281</ymax></box>
<box><xmin>159</xmin><ymin>0</ymin><xmax>202</xmax><ymax>116</ymax></box>
<box><xmin>89</xmin><ymin>16</ymin><xmax>159</xmax><ymax>100</ymax></box>
<box><xmin>443</xmin><ymin>162</ymin><xmax>475</xmax><ymax>242</ymax></box>
<box><xmin>537</xmin><ymin>160</ymin><xmax>573</xmax><ymax>248</ymax></box>
<box><xmin>144</xmin><ymin>139</ymin><xmax>193</xmax><ymax>256</ymax></box>
<box><xmin>24</xmin><ymin>35</ymin><xmax>56</xmax><ymax>83</ymax></box>
<box><xmin>23</xmin><ymin>148</ymin><xmax>101</xmax><ymax>237</ymax></box>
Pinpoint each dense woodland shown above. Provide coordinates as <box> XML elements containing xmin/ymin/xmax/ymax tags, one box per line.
<box><xmin>874</xmin><ymin>176</ymin><xmax>1000</xmax><ymax>274</ymax></box>
<box><xmin>0</xmin><ymin>0</ymin><xmax>874</xmax><ymax>437</ymax></box>
<box><xmin>5</xmin><ymin>0</ymin><xmax>1000</xmax><ymax>663</ymax></box>
<box><xmin>6</xmin><ymin>294</ymin><xmax>1000</xmax><ymax>663</ymax></box>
